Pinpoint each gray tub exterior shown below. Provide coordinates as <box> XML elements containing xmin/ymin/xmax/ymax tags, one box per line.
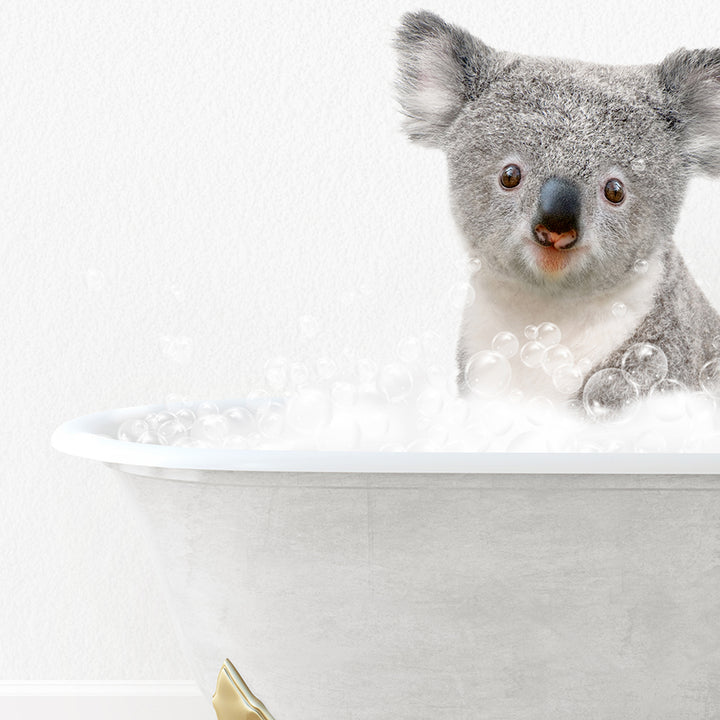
<box><xmin>54</xmin><ymin>406</ymin><xmax>720</xmax><ymax>719</ymax></box>
<box><xmin>116</xmin><ymin>466</ymin><xmax>720</xmax><ymax>719</ymax></box>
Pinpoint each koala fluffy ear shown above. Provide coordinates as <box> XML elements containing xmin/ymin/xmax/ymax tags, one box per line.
<box><xmin>394</xmin><ymin>11</ymin><xmax>496</xmax><ymax>147</ymax></box>
<box><xmin>659</xmin><ymin>48</ymin><xmax>720</xmax><ymax>175</ymax></box>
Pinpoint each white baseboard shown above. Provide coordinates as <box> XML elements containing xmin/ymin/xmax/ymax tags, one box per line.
<box><xmin>0</xmin><ymin>685</ymin><xmax>216</xmax><ymax>720</ymax></box>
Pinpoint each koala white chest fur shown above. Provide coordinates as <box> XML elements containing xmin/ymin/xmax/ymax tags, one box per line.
<box><xmin>396</xmin><ymin>11</ymin><xmax>720</xmax><ymax>405</ymax></box>
<box><xmin>460</xmin><ymin>258</ymin><xmax>663</xmax><ymax>399</ymax></box>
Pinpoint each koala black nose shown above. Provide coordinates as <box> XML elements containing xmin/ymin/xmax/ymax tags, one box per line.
<box><xmin>536</xmin><ymin>177</ymin><xmax>581</xmax><ymax>235</ymax></box>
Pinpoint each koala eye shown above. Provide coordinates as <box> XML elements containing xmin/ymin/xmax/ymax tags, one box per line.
<box><xmin>604</xmin><ymin>178</ymin><xmax>625</xmax><ymax>204</ymax></box>
<box><xmin>500</xmin><ymin>164</ymin><xmax>522</xmax><ymax>189</ymax></box>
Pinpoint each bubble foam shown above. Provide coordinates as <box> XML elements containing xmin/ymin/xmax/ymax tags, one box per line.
<box><xmin>116</xmin><ymin>352</ymin><xmax>720</xmax><ymax>454</ymax></box>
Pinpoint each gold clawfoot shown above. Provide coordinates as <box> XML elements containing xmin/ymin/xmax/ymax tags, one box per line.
<box><xmin>212</xmin><ymin>658</ymin><xmax>276</xmax><ymax>720</ymax></box>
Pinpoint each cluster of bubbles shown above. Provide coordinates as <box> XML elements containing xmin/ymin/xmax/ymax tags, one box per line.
<box><xmin>465</xmin><ymin>321</ymin><xmax>590</xmax><ymax>401</ymax></box>
<box><xmin>110</xmin><ymin>252</ymin><xmax>720</xmax><ymax>453</ymax></box>
<box><xmin>116</xmin><ymin>326</ymin><xmax>720</xmax><ymax>453</ymax></box>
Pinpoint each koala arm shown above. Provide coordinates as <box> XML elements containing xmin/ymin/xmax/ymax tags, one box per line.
<box><xmin>589</xmin><ymin>246</ymin><xmax>720</xmax><ymax>392</ymax></box>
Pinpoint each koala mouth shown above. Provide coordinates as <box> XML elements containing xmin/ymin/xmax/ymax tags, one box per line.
<box><xmin>533</xmin><ymin>225</ymin><xmax>579</xmax><ymax>251</ymax></box>
<box><xmin>529</xmin><ymin>226</ymin><xmax>582</xmax><ymax>275</ymax></box>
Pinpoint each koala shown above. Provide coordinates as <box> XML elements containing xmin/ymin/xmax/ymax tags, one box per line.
<box><xmin>394</xmin><ymin>10</ymin><xmax>720</xmax><ymax>406</ymax></box>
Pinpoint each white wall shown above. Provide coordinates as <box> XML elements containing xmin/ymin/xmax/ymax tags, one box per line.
<box><xmin>2</xmin><ymin>0</ymin><xmax>719</xmax><ymax>694</ymax></box>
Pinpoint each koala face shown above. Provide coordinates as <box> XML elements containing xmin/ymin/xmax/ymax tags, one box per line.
<box><xmin>395</xmin><ymin>12</ymin><xmax>720</xmax><ymax>298</ymax></box>
<box><xmin>445</xmin><ymin>60</ymin><xmax>688</xmax><ymax>295</ymax></box>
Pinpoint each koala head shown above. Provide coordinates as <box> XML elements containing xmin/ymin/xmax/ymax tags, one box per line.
<box><xmin>395</xmin><ymin>11</ymin><xmax>720</xmax><ymax>297</ymax></box>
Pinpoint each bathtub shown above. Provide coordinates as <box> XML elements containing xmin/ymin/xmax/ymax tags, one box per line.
<box><xmin>53</xmin><ymin>402</ymin><xmax>720</xmax><ymax>719</ymax></box>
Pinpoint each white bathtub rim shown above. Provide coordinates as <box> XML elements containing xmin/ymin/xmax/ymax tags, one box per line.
<box><xmin>51</xmin><ymin>403</ymin><xmax>720</xmax><ymax>475</ymax></box>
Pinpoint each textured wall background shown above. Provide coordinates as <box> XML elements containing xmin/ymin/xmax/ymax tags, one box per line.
<box><xmin>1</xmin><ymin>0</ymin><xmax>719</xmax><ymax>684</ymax></box>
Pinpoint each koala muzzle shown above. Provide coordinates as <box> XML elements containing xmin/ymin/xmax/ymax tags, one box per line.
<box><xmin>533</xmin><ymin>177</ymin><xmax>581</xmax><ymax>250</ymax></box>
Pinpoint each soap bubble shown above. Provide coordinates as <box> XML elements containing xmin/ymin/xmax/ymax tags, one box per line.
<box><xmin>191</xmin><ymin>414</ymin><xmax>230</xmax><ymax>444</ymax></box>
<box><xmin>443</xmin><ymin>397</ymin><xmax>471</xmax><ymax>426</ymax></box>
<box><xmin>380</xmin><ymin>443</ymin><xmax>405</xmax><ymax>453</ymax></box>
<box><xmin>421</xmin><ymin>330</ymin><xmax>442</xmax><ymax>359</ymax></box>
<box><xmin>506</xmin><ymin>431</ymin><xmax>549</xmax><ymax>452</ymax></box>
<box><xmin>172</xmin><ymin>436</ymin><xmax>209</xmax><ymax>449</ymax></box>
<box><xmin>256</xmin><ymin>402</ymin><xmax>286</xmax><ymax>439</ymax></box>
<box><xmin>155</xmin><ymin>410</ymin><xmax>176</xmax><ymax>423</ymax></box>
<box><xmin>520</xmin><ymin>341</ymin><xmax>545</xmax><ymax>368</ymax></box>
<box><xmin>686</xmin><ymin>433</ymin><xmax>720</xmax><ymax>452</ymax></box>
<box><xmin>287</xmin><ymin>387</ymin><xmax>332</xmax><ymax>434</ymax></box>
<box><xmin>634</xmin><ymin>431</ymin><xmax>667</xmax><ymax>453</ymax></box>
<box><xmin>612</xmin><ymin>302</ymin><xmax>627</xmax><ymax>318</ymax></box>
<box><xmin>331</xmin><ymin>381</ymin><xmax>358</xmax><ymax>407</ymax></box>
<box><xmin>416</xmin><ymin>387</ymin><xmax>444</xmax><ymax>418</ymax></box>
<box><xmin>337</xmin><ymin>347</ymin><xmax>358</xmax><ymax>377</ymax></box>
<box><xmin>197</xmin><ymin>401</ymin><xmax>220</xmax><ymax>417</ymax></box>
<box><xmin>167</xmin><ymin>283</ymin><xmax>184</xmax><ymax>302</ymax></box>
<box><xmin>524</xmin><ymin>324</ymin><xmax>538</xmax><ymax>340</ymax></box>
<box><xmin>410</xmin><ymin>424</ymin><xmax>450</xmax><ymax>452</ymax></box>
<box><xmin>541</xmin><ymin>344</ymin><xmax>574</xmax><ymax>375</ymax></box>
<box><xmin>157</xmin><ymin>418</ymin><xmax>187</xmax><ymax>445</ymax></box>
<box><xmin>145</xmin><ymin>411</ymin><xmax>172</xmax><ymax>430</ymax></box>
<box><xmin>224</xmin><ymin>435</ymin><xmax>249</xmax><ymax>449</ymax></box>
<box><xmin>621</xmin><ymin>343</ymin><xmax>668</xmax><ymax>390</ymax></box>
<box><xmin>467</xmin><ymin>257</ymin><xmax>482</xmax><ymax>273</ymax></box>
<box><xmin>357</xmin><ymin>358</ymin><xmax>378</xmax><ymax>384</ymax></box>
<box><xmin>464</xmin><ymin>351</ymin><xmax>512</xmax><ymax>398</ymax></box>
<box><xmin>223</xmin><ymin>406</ymin><xmax>256</xmax><ymax>436</ymax></box>
<box><xmin>712</xmin><ymin>336</ymin><xmax>720</xmax><ymax>352</ymax></box>
<box><xmin>407</xmin><ymin>426</ymin><xmax>449</xmax><ymax>452</ymax></box>
<box><xmin>631</xmin><ymin>158</ymin><xmax>647</xmax><ymax>174</ymax></box>
<box><xmin>700</xmin><ymin>358</ymin><xmax>720</xmax><ymax>399</ymax></box>
<box><xmin>552</xmin><ymin>364</ymin><xmax>584</xmax><ymax>395</ymax></box>
<box><xmin>451</xmin><ymin>422</ymin><xmax>492</xmax><ymax>452</ymax></box>
<box><xmin>526</xmin><ymin>396</ymin><xmax>554</xmax><ymax>425</ymax></box>
<box><xmin>315</xmin><ymin>414</ymin><xmax>360</xmax><ymax>451</ymax></box>
<box><xmin>289</xmin><ymin>362</ymin><xmax>310</xmax><ymax>388</ymax></box>
<box><xmin>685</xmin><ymin>391</ymin><xmax>716</xmax><ymax>420</ymax></box>
<box><xmin>426</xmin><ymin>364</ymin><xmax>447</xmax><ymax>389</ymax></box>
<box><xmin>378</xmin><ymin>362</ymin><xmax>413</xmax><ymax>402</ymax></box>
<box><xmin>634</xmin><ymin>259</ymin><xmax>649</xmax><ymax>274</ymax></box>
<box><xmin>492</xmin><ymin>331</ymin><xmax>519</xmax><ymax>359</ymax></box>
<box><xmin>316</xmin><ymin>357</ymin><xmax>338</xmax><ymax>381</ymax></box>
<box><xmin>174</xmin><ymin>408</ymin><xmax>196</xmax><ymax>430</ymax></box>
<box><xmin>449</xmin><ymin>282</ymin><xmax>475</xmax><ymax>309</ymax></box>
<box><xmin>247</xmin><ymin>389</ymin><xmax>272</xmax><ymax>411</ymax></box>
<box><xmin>298</xmin><ymin>315</ymin><xmax>319</xmax><ymax>340</ymax></box>
<box><xmin>84</xmin><ymin>267</ymin><xmax>106</xmax><ymax>291</ymax></box>
<box><xmin>536</xmin><ymin>322</ymin><xmax>562</xmax><ymax>347</ymax></box>
<box><xmin>583</xmin><ymin>368</ymin><xmax>639</xmax><ymax>422</ymax></box>
<box><xmin>118</xmin><ymin>418</ymin><xmax>149</xmax><ymax>442</ymax></box>
<box><xmin>164</xmin><ymin>393</ymin><xmax>188</xmax><ymax>412</ymax></box>
<box><xmin>397</xmin><ymin>336</ymin><xmax>422</xmax><ymax>363</ymax></box>
<box><xmin>416</xmin><ymin>411</ymin><xmax>434</xmax><ymax>432</ymax></box>
<box><xmin>483</xmin><ymin>400</ymin><xmax>515</xmax><ymax>436</ymax></box>
<box><xmin>576</xmin><ymin>357</ymin><xmax>594</xmax><ymax>375</ymax></box>
<box><xmin>356</xmin><ymin>393</ymin><xmax>391</xmax><ymax>441</ymax></box>
<box><xmin>264</xmin><ymin>357</ymin><xmax>288</xmax><ymax>392</ymax></box>
<box><xmin>160</xmin><ymin>335</ymin><xmax>193</xmax><ymax>364</ymax></box>
<box><xmin>245</xmin><ymin>433</ymin><xmax>262</xmax><ymax>449</ymax></box>
<box><xmin>455</xmin><ymin>255</ymin><xmax>476</xmax><ymax>273</ymax></box>
<box><xmin>648</xmin><ymin>378</ymin><xmax>688</xmax><ymax>421</ymax></box>
<box><xmin>136</xmin><ymin>430</ymin><xmax>160</xmax><ymax>444</ymax></box>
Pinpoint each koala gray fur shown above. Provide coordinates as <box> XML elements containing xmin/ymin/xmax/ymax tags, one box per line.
<box><xmin>394</xmin><ymin>10</ymin><xmax>720</xmax><ymax>405</ymax></box>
